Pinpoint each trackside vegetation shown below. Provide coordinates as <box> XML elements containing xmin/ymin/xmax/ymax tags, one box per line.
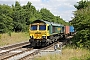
<box><xmin>34</xmin><ymin>46</ymin><xmax>90</xmax><ymax>60</ymax></box>
<box><xmin>0</xmin><ymin>1</ymin><xmax>68</xmax><ymax>34</ymax></box>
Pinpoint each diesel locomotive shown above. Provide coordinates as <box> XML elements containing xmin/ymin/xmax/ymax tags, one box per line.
<box><xmin>29</xmin><ymin>20</ymin><xmax>74</xmax><ymax>47</ymax></box>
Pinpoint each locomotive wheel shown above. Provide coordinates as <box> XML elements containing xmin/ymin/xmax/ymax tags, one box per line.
<box><xmin>30</xmin><ymin>42</ymin><xmax>36</xmax><ymax>47</ymax></box>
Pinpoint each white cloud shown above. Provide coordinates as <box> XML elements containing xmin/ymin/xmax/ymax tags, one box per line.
<box><xmin>0</xmin><ymin>0</ymin><xmax>81</xmax><ymax>22</ymax></box>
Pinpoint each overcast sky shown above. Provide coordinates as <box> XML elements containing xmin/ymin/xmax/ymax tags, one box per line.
<box><xmin>0</xmin><ymin>0</ymin><xmax>81</xmax><ymax>22</ymax></box>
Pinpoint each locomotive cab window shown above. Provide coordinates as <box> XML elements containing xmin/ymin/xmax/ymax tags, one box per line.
<box><xmin>31</xmin><ymin>25</ymin><xmax>37</xmax><ymax>30</ymax></box>
<box><xmin>39</xmin><ymin>25</ymin><xmax>46</xmax><ymax>30</ymax></box>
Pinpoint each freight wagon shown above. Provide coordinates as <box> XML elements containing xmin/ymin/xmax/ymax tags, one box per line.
<box><xmin>69</xmin><ymin>26</ymin><xmax>75</xmax><ymax>35</ymax></box>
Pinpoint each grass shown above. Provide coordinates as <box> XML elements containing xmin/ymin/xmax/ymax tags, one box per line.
<box><xmin>0</xmin><ymin>32</ymin><xmax>29</xmax><ymax>47</ymax></box>
<box><xmin>34</xmin><ymin>47</ymin><xmax>90</xmax><ymax>60</ymax></box>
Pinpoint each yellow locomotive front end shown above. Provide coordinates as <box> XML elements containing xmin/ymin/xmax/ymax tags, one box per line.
<box><xmin>29</xmin><ymin>23</ymin><xmax>49</xmax><ymax>40</ymax></box>
<box><xmin>29</xmin><ymin>20</ymin><xmax>50</xmax><ymax>47</ymax></box>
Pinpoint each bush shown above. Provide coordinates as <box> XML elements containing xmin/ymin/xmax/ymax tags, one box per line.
<box><xmin>72</xmin><ymin>29</ymin><xmax>90</xmax><ymax>49</ymax></box>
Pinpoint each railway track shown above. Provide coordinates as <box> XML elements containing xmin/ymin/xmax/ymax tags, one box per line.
<box><xmin>0</xmin><ymin>36</ymin><xmax>73</xmax><ymax>60</ymax></box>
<box><xmin>19</xmin><ymin>41</ymin><xmax>62</xmax><ymax>60</ymax></box>
<box><xmin>0</xmin><ymin>41</ymin><xmax>29</xmax><ymax>50</ymax></box>
<box><xmin>0</xmin><ymin>41</ymin><xmax>31</xmax><ymax>60</ymax></box>
<box><xmin>0</xmin><ymin>41</ymin><xmax>60</xmax><ymax>60</ymax></box>
<box><xmin>1</xmin><ymin>48</ymin><xmax>33</xmax><ymax>60</ymax></box>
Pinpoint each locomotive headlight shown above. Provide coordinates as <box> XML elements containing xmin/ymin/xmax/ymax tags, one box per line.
<box><xmin>42</xmin><ymin>36</ymin><xmax>46</xmax><ymax>39</ymax></box>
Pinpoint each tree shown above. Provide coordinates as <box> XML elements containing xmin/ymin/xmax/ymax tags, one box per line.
<box><xmin>40</xmin><ymin>8</ymin><xmax>55</xmax><ymax>22</ymax></box>
<box><xmin>74</xmin><ymin>0</ymin><xmax>88</xmax><ymax>10</ymax></box>
<box><xmin>71</xmin><ymin>0</ymin><xmax>90</xmax><ymax>49</ymax></box>
<box><xmin>12</xmin><ymin>1</ymin><xmax>28</xmax><ymax>32</ymax></box>
<box><xmin>0</xmin><ymin>1</ymin><xmax>68</xmax><ymax>33</ymax></box>
<box><xmin>0</xmin><ymin>4</ymin><xmax>13</xmax><ymax>33</ymax></box>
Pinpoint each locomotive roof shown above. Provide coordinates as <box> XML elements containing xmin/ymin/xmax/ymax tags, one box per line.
<box><xmin>31</xmin><ymin>20</ymin><xmax>64</xmax><ymax>26</ymax></box>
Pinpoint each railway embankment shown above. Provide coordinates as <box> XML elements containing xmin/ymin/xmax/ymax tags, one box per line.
<box><xmin>0</xmin><ymin>32</ymin><xmax>29</xmax><ymax>47</ymax></box>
